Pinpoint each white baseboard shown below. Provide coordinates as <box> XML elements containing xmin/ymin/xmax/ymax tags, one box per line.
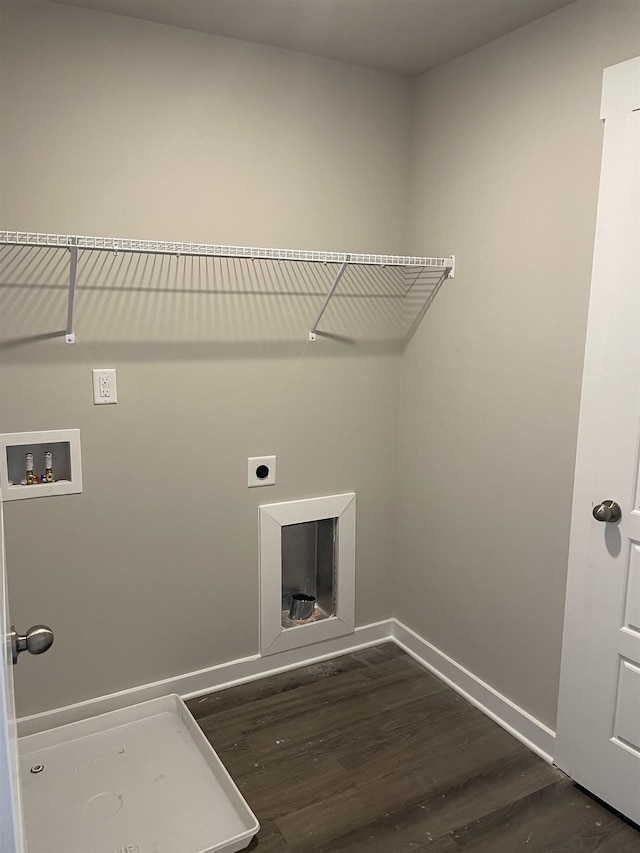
<box><xmin>17</xmin><ymin>617</ymin><xmax>556</xmax><ymax>763</ymax></box>
<box><xmin>16</xmin><ymin>620</ymin><xmax>392</xmax><ymax>738</ymax></box>
<box><xmin>391</xmin><ymin>619</ymin><xmax>556</xmax><ymax>762</ymax></box>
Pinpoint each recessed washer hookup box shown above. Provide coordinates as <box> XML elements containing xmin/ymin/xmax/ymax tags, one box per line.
<box><xmin>19</xmin><ymin>694</ymin><xmax>259</xmax><ymax>853</ymax></box>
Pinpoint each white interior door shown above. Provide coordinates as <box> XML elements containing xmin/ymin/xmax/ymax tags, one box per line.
<box><xmin>556</xmin><ymin>57</ymin><xmax>640</xmax><ymax>824</ymax></box>
<box><xmin>0</xmin><ymin>488</ymin><xmax>25</xmax><ymax>852</ymax></box>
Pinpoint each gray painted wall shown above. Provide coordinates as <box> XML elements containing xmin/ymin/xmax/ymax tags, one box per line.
<box><xmin>398</xmin><ymin>0</ymin><xmax>640</xmax><ymax>728</ymax></box>
<box><xmin>0</xmin><ymin>0</ymin><xmax>409</xmax><ymax>716</ymax></box>
<box><xmin>1</xmin><ymin>0</ymin><xmax>639</xmax><ymax>729</ymax></box>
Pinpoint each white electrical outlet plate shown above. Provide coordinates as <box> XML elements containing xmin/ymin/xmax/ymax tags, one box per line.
<box><xmin>92</xmin><ymin>369</ymin><xmax>117</xmax><ymax>405</ymax></box>
<box><xmin>248</xmin><ymin>456</ymin><xmax>276</xmax><ymax>487</ymax></box>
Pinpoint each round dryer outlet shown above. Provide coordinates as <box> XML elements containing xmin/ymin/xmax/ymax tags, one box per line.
<box><xmin>248</xmin><ymin>456</ymin><xmax>276</xmax><ymax>487</ymax></box>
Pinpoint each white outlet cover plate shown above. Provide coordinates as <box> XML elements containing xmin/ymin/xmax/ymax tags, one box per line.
<box><xmin>92</xmin><ymin>368</ymin><xmax>117</xmax><ymax>405</ymax></box>
<box><xmin>248</xmin><ymin>456</ymin><xmax>276</xmax><ymax>487</ymax></box>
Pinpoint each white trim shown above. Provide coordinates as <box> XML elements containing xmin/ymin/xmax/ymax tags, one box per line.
<box><xmin>259</xmin><ymin>493</ymin><xmax>355</xmax><ymax>656</ymax></box>
<box><xmin>17</xmin><ymin>618</ymin><xmax>556</xmax><ymax>764</ymax></box>
<box><xmin>390</xmin><ymin>620</ymin><xmax>556</xmax><ymax>762</ymax></box>
<box><xmin>17</xmin><ymin>620</ymin><xmax>390</xmax><ymax>738</ymax></box>
<box><xmin>600</xmin><ymin>56</ymin><xmax>640</xmax><ymax>119</ymax></box>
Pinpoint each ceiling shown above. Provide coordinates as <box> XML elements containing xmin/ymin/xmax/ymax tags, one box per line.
<box><xmin>46</xmin><ymin>0</ymin><xmax>577</xmax><ymax>77</ymax></box>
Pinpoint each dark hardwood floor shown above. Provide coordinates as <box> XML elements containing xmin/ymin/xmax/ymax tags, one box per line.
<box><xmin>186</xmin><ymin>643</ymin><xmax>640</xmax><ymax>852</ymax></box>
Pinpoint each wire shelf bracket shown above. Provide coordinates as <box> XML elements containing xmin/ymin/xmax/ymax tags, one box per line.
<box><xmin>65</xmin><ymin>240</ymin><xmax>78</xmax><ymax>344</ymax></box>
<box><xmin>0</xmin><ymin>231</ymin><xmax>455</xmax><ymax>343</ymax></box>
<box><xmin>308</xmin><ymin>260</ymin><xmax>349</xmax><ymax>341</ymax></box>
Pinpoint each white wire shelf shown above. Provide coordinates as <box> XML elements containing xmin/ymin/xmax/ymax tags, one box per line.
<box><xmin>0</xmin><ymin>231</ymin><xmax>452</xmax><ymax>270</ymax></box>
<box><xmin>0</xmin><ymin>230</ymin><xmax>455</xmax><ymax>343</ymax></box>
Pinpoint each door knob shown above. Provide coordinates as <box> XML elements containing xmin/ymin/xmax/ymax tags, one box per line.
<box><xmin>592</xmin><ymin>500</ymin><xmax>622</xmax><ymax>523</ymax></box>
<box><xmin>10</xmin><ymin>624</ymin><xmax>54</xmax><ymax>665</ymax></box>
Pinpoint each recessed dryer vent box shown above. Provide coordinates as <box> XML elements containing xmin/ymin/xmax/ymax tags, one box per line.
<box><xmin>18</xmin><ymin>694</ymin><xmax>259</xmax><ymax>853</ymax></box>
<box><xmin>259</xmin><ymin>492</ymin><xmax>356</xmax><ymax>656</ymax></box>
<box><xmin>0</xmin><ymin>429</ymin><xmax>82</xmax><ymax>500</ymax></box>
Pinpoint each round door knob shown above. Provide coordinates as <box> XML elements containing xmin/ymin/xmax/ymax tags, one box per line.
<box><xmin>10</xmin><ymin>624</ymin><xmax>54</xmax><ymax>664</ymax></box>
<box><xmin>592</xmin><ymin>500</ymin><xmax>621</xmax><ymax>523</ymax></box>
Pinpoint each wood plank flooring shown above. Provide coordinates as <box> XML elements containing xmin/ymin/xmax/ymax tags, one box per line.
<box><xmin>186</xmin><ymin>643</ymin><xmax>640</xmax><ymax>852</ymax></box>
